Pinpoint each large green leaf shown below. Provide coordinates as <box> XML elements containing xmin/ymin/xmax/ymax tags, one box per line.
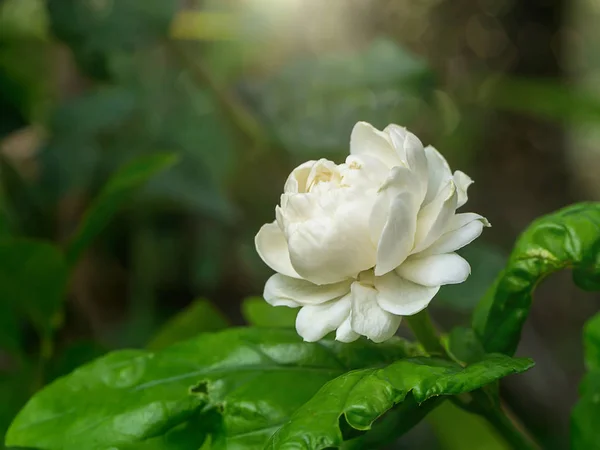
<box><xmin>147</xmin><ymin>299</ymin><xmax>229</xmax><ymax>351</ymax></box>
<box><xmin>6</xmin><ymin>328</ymin><xmax>417</xmax><ymax>450</ymax></box>
<box><xmin>267</xmin><ymin>355</ymin><xmax>533</xmax><ymax>449</ymax></box>
<box><xmin>0</xmin><ymin>239</ymin><xmax>67</xmax><ymax>334</ymax></box>
<box><xmin>473</xmin><ymin>202</ymin><xmax>600</xmax><ymax>355</ymax></box>
<box><xmin>571</xmin><ymin>312</ymin><xmax>600</xmax><ymax>449</ymax></box>
<box><xmin>65</xmin><ymin>153</ymin><xmax>178</xmax><ymax>266</ymax></box>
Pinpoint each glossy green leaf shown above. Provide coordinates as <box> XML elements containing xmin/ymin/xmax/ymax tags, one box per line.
<box><xmin>473</xmin><ymin>202</ymin><xmax>600</xmax><ymax>355</ymax></box>
<box><xmin>267</xmin><ymin>355</ymin><xmax>533</xmax><ymax>449</ymax></box>
<box><xmin>6</xmin><ymin>328</ymin><xmax>416</xmax><ymax>450</ymax></box>
<box><xmin>65</xmin><ymin>153</ymin><xmax>178</xmax><ymax>266</ymax></box>
<box><xmin>0</xmin><ymin>239</ymin><xmax>67</xmax><ymax>334</ymax></box>
<box><xmin>571</xmin><ymin>313</ymin><xmax>600</xmax><ymax>449</ymax></box>
<box><xmin>242</xmin><ymin>296</ymin><xmax>296</xmax><ymax>328</ymax></box>
<box><xmin>147</xmin><ymin>299</ymin><xmax>229</xmax><ymax>351</ymax></box>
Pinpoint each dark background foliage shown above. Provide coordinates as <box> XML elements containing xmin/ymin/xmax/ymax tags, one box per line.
<box><xmin>0</xmin><ymin>0</ymin><xmax>599</xmax><ymax>448</ymax></box>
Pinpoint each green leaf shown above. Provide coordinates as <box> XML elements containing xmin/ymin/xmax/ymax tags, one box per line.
<box><xmin>0</xmin><ymin>239</ymin><xmax>67</xmax><ymax>334</ymax></box>
<box><xmin>446</xmin><ymin>327</ymin><xmax>486</xmax><ymax>365</ymax></box>
<box><xmin>241</xmin><ymin>296</ymin><xmax>296</xmax><ymax>328</ymax></box>
<box><xmin>473</xmin><ymin>202</ymin><xmax>600</xmax><ymax>355</ymax></box>
<box><xmin>147</xmin><ymin>299</ymin><xmax>229</xmax><ymax>351</ymax></box>
<box><xmin>65</xmin><ymin>153</ymin><xmax>178</xmax><ymax>266</ymax></box>
<box><xmin>6</xmin><ymin>328</ymin><xmax>416</xmax><ymax>450</ymax></box>
<box><xmin>571</xmin><ymin>313</ymin><xmax>600</xmax><ymax>449</ymax></box>
<box><xmin>267</xmin><ymin>354</ymin><xmax>533</xmax><ymax>449</ymax></box>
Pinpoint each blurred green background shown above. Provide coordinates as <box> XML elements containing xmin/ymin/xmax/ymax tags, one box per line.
<box><xmin>1</xmin><ymin>0</ymin><xmax>599</xmax><ymax>448</ymax></box>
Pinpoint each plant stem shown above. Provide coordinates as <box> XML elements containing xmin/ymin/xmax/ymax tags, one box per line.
<box><xmin>405</xmin><ymin>309</ymin><xmax>446</xmax><ymax>356</ymax></box>
<box><xmin>483</xmin><ymin>406</ymin><xmax>539</xmax><ymax>450</ymax></box>
<box><xmin>405</xmin><ymin>310</ymin><xmax>540</xmax><ymax>450</ymax></box>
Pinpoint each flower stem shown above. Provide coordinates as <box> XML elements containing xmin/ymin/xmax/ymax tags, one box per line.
<box><xmin>405</xmin><ymin>310</ymin><xmax>540</xmax><ymax>450</ymax></box>
<box><xmin>405</xmin><ymin>310</ymin><xmax>446</xmax><ymax>356</ymax></box>
<box><xmin>482</xmin><ymin>405</ymin><xmax>540</xmax><ymax>450</ymax></box>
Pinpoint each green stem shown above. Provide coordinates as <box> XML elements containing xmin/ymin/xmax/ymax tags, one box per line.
<box><xmin>406</xmin><ymin>310</ymin><xmax>539</xmax><ymax>450</ymax></box>
<box><xmin>483</xmin><ymin>406</ymin><xmax>539</xmax><ymax>450</ymax></box>
<box><xmin>405</xmin><ymin>309</ymin><xmax>446</xmax><ymax>356</ymax></box>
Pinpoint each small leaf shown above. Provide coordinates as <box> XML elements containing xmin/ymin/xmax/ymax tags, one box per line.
<box><xmin>446</xmin><ymin>327</ymin><xmax>486</xmax><ymax>365</ymax></box>
<box><xmin>571</xmin><ymin>312</ymin><xmax>600</xmax><ymax>449</ymax></box>
<box><xmin>241</xmin><ymin>296</ymin><xmax>296</xmax><ymax>328</ymax></box>
<box><xmin>147</xmin><ymin>299</ymin><xmax>229</xmax><ymax>351</ymax></box>
<box><xmin>65</xmin><ymin>153</ymin><xmax>178</xmax><ymax>266</ymax></box>
<box><xmin>473</xmin><ymin>202</ymin><xmax>600</xmax><ymax>355</ymax></box>
<box><xmin>0</xmin><ymin>239</ymin><xmax>67</xmax><ymax>334</ymax></box>
<box><xmin>6</xmin><ymin>328</ymin><xmax>415</xmax><ymax>450</ymax></box>
<box><xmin>267</xmin><ymin>355</ymin><xmax>533</xmax><ymax>449</ymax></box>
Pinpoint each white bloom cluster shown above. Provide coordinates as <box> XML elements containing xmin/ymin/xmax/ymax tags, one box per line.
<box><xmin>255</xmin><ymin>122</ymin><xmax>489</xmax><ymax>343</ymax></box>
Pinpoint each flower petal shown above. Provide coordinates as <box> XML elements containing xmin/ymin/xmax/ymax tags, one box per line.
<box><xmin>412</xmin><ymin>180</ymin><xmax>458</xmax><ymax>254</ymax></box>
<box><xmin>454</xmin><ymin>170</ymin><xmax>473</xmax><ymax>208</ymax></box>
<box><xmin>336</xmin><ymin>315</ymin><xmax>360</xmax><ymax>343</ymax></box>
<box><xmin>255</xmin><ymin>222</ymin><xmax>301</xmax><ymax>279</ymax></box>
<box><xmin>288</xmin><ymin>190</ymin><xmax>377</xmax><ymax>285</ymax></box>
<box><xmin>374</xmin><ymin>192</ymin><xmax>417</xmax><ymax>276</ymax></box>
<box><xmin>423</xmin><ymin>145</ymin><xmax>452</xmax><ymax>206</ymax></box>
<box><xmin>350</xmin><ymin>121</ymin><xmax>399</xmax><ymax>169</ymax></box>
<box><xmin>264</xmin><ymin>273</ymin><xmax>352</xmax><ymax>307</ymax></box>
<box><xmin>369</xmin><ymin>166</ymin><xmax>418</xmax><ymax>244</ymax></box>
<box><xmin>419</xmin><ymin>214</ymin><xmax>489</xmax><ymax>256</ymax></box>
<box><xmin>350</xmin><ymin>282</ymin><xmax>402</xmax><ymax>343</ymax></box>
<box><xmin>295</xmin><ymin>295</ymin><xmax>352</xmax><ymax>342</ymax></box>
<box><xmin>374</xmin><ymin>271</ymin><xmax>440</xmax><ymax>316</ymax></box>
<box><xmin>284</xmin><ymin>160</ymin><xmax>316</xmax><ymax>193</ymax></box>
<box><xmin>396</xmin><ymin>253</ymin><xmax>471</xmax><ymax>287</ymax></box>
<box><xmin>341</xmin><ymin>154</ymin><xmax>389</xmax><ymax>190</ymax></box>
<box><xmin>385</xmin><ymin>124</ymin><xmax>428</xmax><ymax>204</ymax></box>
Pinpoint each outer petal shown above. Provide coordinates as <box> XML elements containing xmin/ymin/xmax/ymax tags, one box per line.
<box><xmin>412</xmin><ymin>180</ymin><xmax>458</xmax><ymax>254</ymax></box>
<box><xmin>374</xmin><ymin>271</ymin><xmax>440</xmax><ymax>316</ymax></box>
<box><xmin>396</xmin><ymin>253</ymin><xmax>471</xmax><ymax>287</ymax></box>
<box><xmin>418</xmin><ymin>214</ymin><xmax>489</xmax><ymax>257</ymax></box>
<box><xmin>264</xmin><ymin>273</ymin><xmax>352</xmax><ymax>307</ymax></box>
<box><xmin>374</xmin><ymin>192</ymin><xmax>417</xmax><ymax>276</ymax></box>
<box><xmin>295</xmin><ymin>295</ymin><xmax>351</xmax><ymax>342</ymax></box>
<box><xmin>385</xmin><ymin>124</ymin><xmax>428</xmax><ymax>204</ymax></box>
<box><xmin>454</xmin><ymin>170</ymin><xmax>473</xmax><ymax>208</ymax></box>
<box><xmin>350</xmin><ymin>282</ymin><xmax>402</xmax><ymax>343</ymax></box>
<box><xmin>369</xmin><ymin>166</ymin><xmax>418</xmax><ymax>244</ymax></box>
<box><xmin>287</xmin><ymin>190</ymin><xmax>377</xmax><ymax>285</ymax></box>
<box><xmin>255</xmin><ymin>222</ymin><xmax>301</xmax><ymax>279</ymax></box>
<box><xmin>350</xmin><ymin>122</ymin><xmax>399</xmax><ymax>169</ymax></box>
<box><xmin>336</xmin><ymin>315</ymin><xmax>360</xmax><ymax>343</ymax></box>
<box><xmin>423</xmin><ymin>145</ymin><xmax>453</xmax><ymax>206</ymax></box>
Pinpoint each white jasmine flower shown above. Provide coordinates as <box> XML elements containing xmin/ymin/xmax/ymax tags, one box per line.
<box><xmin>255</xmin><ymin>122</ymin><xmax>490</xmax><ymax>343</ymax></box>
